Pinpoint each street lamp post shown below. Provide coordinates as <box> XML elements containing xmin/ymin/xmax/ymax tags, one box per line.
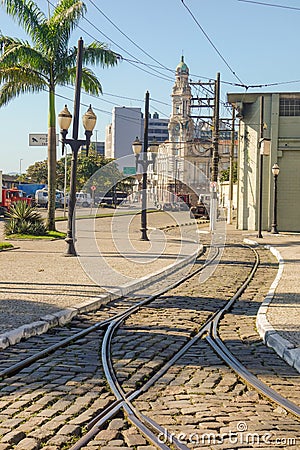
<box><xmin>132</xmin><ymin>136</ymin><xmax>159</xmax><ymax>241</ymax></box>
<box><xmin>271</xmin><ymin>163</ymin><xmax>280</xmax><ymax>234</ymax></box>
<box><xmin>57</xmin><ymin>38</ymin><xmax>97</xmax><ymax>256</ymax></box>
<box><xmin>19</xmin><ymin>158</ymin><xmax>23</xmax><ymax>177</ymax></box>
<box><xmin>132</xmin><ymin>92</ymin><xmax>158</xmax><ymax>241</ymax></box>
<box><xmin>58</xmin><ymin>104</ymin><xmax>97</xmax><ymax>255</ymax></box>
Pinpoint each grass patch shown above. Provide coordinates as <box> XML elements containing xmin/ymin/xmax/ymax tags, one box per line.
<box><xmin>0</xmin><ymin>242</ymin><xmax>14</xmax><ymax>251</ymax></box>
<box><xmin>6</xmin><ymin>230</ymin><xmax>66</xmax><ymax>240</ymax></box>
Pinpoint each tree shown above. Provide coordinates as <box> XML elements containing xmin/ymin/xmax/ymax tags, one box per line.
<box><xmin>26</xmin><ymin>160</ymin><xmax>48</xmax><ymax>184</ymax></box>
<box><xmin>220</xmin><ymin>161</ymin><xmax>238</xmax><ymax>183</ymax></box>
<box><xmin>0</xmin><ymin>0</ymin><xmax>119</xmax><ymax>230</ymax></box>
<box><xmin>24</xmin><ymin>149</ymin><xmax>122</xmax><ymax>192</ymax></box>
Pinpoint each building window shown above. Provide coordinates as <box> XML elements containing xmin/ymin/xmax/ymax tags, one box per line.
<box><xmin>279</xmin><ymin>97</ymin><xmax>300</xmax><ymax>116</ymax></box>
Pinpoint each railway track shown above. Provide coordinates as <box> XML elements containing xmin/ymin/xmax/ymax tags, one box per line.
<box><xmin>0</xmin><ymin>234</ymin><xmax>299</xmax><ymax>449</ymax></box>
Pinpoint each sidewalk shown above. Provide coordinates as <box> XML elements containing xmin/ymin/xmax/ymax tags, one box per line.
<box><xmin>0</xmin><ymin>214</ymin><xmax>299</xmax><ymax>374</ymax></box>
<box><xmin>244</xmin><ymin>231</ymin><xmax>300</xmax><ymax>373</ymax></box>
<box><xmin>0</xmin><ymin>211</ymin><xmax>200</xmax><ymax>348</ymax></box>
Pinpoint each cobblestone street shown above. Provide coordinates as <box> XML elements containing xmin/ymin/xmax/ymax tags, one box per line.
<box><xmin>0</xmin><ymin>227</ymin><xmax>299</xmax><ymax>449</ymax></box>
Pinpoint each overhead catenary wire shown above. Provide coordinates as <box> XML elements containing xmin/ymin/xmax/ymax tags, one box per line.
<box><xmin>180</xmin><ymin>0</ymin><xmax>245</xmax><ymax>86</ymax></box>
<box><xmin>238</xmin><ymin>0</ymin><xmax>300</xmax><ymax>11</ymax></box>
<box><xmin>46</xmin><ymin>0</ymin><xmax>300</xmax><ymax>94</ymax></box>
<box><xmin>87</xmin><ymin>0</ymin><xmax>171</xmax><ymax>73</ymax></box>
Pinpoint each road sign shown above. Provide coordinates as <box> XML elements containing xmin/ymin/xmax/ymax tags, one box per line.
<box><xmin>91</xmin><ymin>185</ymin><xmax>96</xmax><ymax>191</ymax></box>
<box><xmin>123</xmin><ymin>166</ymin><xmax>136</xmax><ymax>175</ymax></box>
<box><xmin>29</xmin><ymin>133</ymin><xmax>59</xmax><ymax>146</ymax></box>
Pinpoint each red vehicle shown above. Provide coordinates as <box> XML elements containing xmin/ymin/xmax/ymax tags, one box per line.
<box><xmin>0</xmin><ymin>187</ymin><xmax>32</xmax><ymax>216</ymax></box>
<box><xmin>177</xmin><ymin>193</ymin><xmax>192</xmax><ymax>208</ymax></box>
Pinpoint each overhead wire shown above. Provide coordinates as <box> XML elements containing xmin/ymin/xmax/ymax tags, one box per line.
<box><xmin>237</xmin><ymin>0</ymin><xmax>300</xmax><ymax>11</ymax></box>
<box><xmin>87</xmin><ymin>0</ymin><xmax>171</xmax><ymax>72</ymax></box>
<box><xmin>28</xmin><ymin>0</ymin><xmax>300</xmax><ymax>138</ymax></box>
<box><xmin>47</xmin><ymin>0</ymin><xmax>300</xmax><ymax>97</ymax></box>
<box><xmin>180</xmin><ymin>0</ymin><xmax>245</xmax><ymax>86</ymax></box>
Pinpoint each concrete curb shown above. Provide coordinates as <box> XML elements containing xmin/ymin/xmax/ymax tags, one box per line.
<box><xmin>244</xmin><ymin>238</ymin><xmax>300</xmax><ymax>374</ymax></box>
<box><xmin>0</xmin><ymin>240</ymin><xmax>203</xmax><ymax>350</ymax></box>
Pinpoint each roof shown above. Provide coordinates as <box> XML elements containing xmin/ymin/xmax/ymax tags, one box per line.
<box><xmin>176</xmin><ymin>56</ymin><xmax>189</xmax><ymax>74</ymax></box>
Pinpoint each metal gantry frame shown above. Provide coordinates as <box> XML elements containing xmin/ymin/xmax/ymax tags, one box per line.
<box><xmin>189</xmin><ymin>73</ymin><xmax>237</xmax><ymax>229</ymax></box>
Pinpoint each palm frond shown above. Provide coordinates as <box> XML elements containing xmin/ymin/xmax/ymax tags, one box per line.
<box><xmin>0</xmin><ymin>65</ymin><xmax>47</xmax><ymax>84</ymax></box>
<box><xmin>0</xmin><ymin>78</ymin><xmax>45</xmax><ymax>106</ymax></box>
<box><xmin>0</xmin><ymin>41</ymin><xmax>50</xmax><ymax>74</ymax></box>
<box><xmin>49</xmin><ymin>1</ymin><xmax>86</xmax><ymax>54</ymax></box>
<box><xmin>1</xmin><ymin>0</ymin><xmax>46</xmax><ymax>43</ymax></box>
<box><xmin>0</xmin><ymin>34</ymin><xmax>25</xmax><ymax>52</ymax></box>
<box><xmin>83</xmin><ymin>41</ymin><xmax>121</xmax><ymax>67</ymax></box>
<box><xmin>81</xmin><ymin>67</ymin><xmax>102</xmax><ymax>95</ymax></box>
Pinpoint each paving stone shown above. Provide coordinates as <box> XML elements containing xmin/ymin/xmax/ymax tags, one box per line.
<box><xmin>108</xmin><ymin>419</ymin><xmax>126</xmax><ymax>430</ymax></box>
<box><xmin>93</xmin><ymin>430</ymin><xmax>119</xmax><ymax>441</ymax></box>
<box><xmin>1</xmin><ymin>430</ymin><xmax>26</xmax><ymax>445</ymax></box>
<box><xmin>137</xmin><ymin>447</ymin><xmax>157</xmax><ymax>450</ymax></box>
<box><xmin>122</xmin><ymin>430</ymin><xmax>146</xmax><ymax>447</ymax></box>
<box><xmin>14</xmin><ymin>438</ymin><xmax>39</xmax><ymax>450</ymax></box>
<box><xmin>57</xmin><ymin>424</ymin><xmax>81</xmax><ymax>436</ymax></box>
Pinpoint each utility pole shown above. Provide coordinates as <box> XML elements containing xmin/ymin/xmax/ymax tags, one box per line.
<box><xmin>189</xmin><ymin>73</ymin><xmax>236</xmax><ymax>230</ymax></box>
<box><xmin>141</xmin><ymin>91</ymin><xmax>150</xmax><ymax>241</ymax></box>
<box><xmin>210</xmin><ymin>72</ymin><xmax>220</xmax><ymax>232</ymax></box>
<box><xmin>227</xmin><ymin>107</ymin><xmax>235</xmax><ymax>224</ymax></box>
<box><xmin>257</xmin><ymin>95</ymin><xmax>264</xmax><ymax>238</ymax></box>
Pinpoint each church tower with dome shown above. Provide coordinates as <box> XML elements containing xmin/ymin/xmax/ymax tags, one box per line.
<box><xmin>155</xmin><ymin>56</ymin><xmax>204</xmax><ymax>206</ymax></box>
<box><xmin>168</xmin><ymin>56</ymin><xmax>194</xmax><ymax>157</ymax></box>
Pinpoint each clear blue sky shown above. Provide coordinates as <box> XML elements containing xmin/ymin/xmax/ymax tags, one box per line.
<box><xmin>1</xmin><ymin>0</ymin><xmax>300</xmax><ymax>174</ymax></box>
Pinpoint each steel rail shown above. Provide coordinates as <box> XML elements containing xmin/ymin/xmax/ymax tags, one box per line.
<box><xmin>206</xmin><ymin>246</ymin><xmax>300</xmax><ymax>419</ymax></box>
<box><xmin>70</xmin><ymin>245</ymin><xmax>221</xmax><ymax>450</ymax></box>
<box><xmin>73</xmin><ymin>244</ymin><xmax>300</xmax><ymax>450</ymax></box>
<box><xmin>0</xmin><ymin>243</ymin><xmax>208</xmax><ymax>381</ymax></box>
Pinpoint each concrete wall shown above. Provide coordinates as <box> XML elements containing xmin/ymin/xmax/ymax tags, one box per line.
<box><xmin>228</xmin><ymin>92</ymin><xmax>300</xmax><ymax>232</ymax></box>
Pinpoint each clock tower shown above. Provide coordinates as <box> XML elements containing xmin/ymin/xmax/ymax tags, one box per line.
<box><xmin>168</xmin><ymin>56</ymin><xmax>194</xmax><ymax>157</ymax></box>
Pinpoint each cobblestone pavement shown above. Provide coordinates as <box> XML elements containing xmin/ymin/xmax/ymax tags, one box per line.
<box><xmin>218</xmin><ymin>252</ymin><xmax>300</xmax><ymax>407</ymax></box>
<box><xmin>134</xmin><ymin>340</ymin><xmax>300</xmax><ymax>449</ymax></box>
<box><xmin>0</xmin><ymin>230</ymin><xmax>299</xmax><ymax>449</ymax></box>
<box><xmin>0</xmin><ymin>212</ymin><xmax>199</xmax><ymax>334</ymax></box>
<box><xmin>129</xmin><ymin>247</ymin><xmax>300</xmax><ymax>449</ymax></box>
<box><xmin>111</xmin><ymin>240</ymin><xmax>254</xmax><ymax>396</ymax></box>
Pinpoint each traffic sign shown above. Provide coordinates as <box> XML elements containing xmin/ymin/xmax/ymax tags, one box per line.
<box><xmin>91</xmin><ymin>185</ymin><xmax>96</xmax><ymax>191</ymax></box>
<box><xmin>29</xmin><ymin>133</ymin><xmax>59</xmax><ymax>146</ymax></box>
<box><xmin>123</xmin><ymin>166</ymin><xmax>136</xmax><ymax>175</ymax></box>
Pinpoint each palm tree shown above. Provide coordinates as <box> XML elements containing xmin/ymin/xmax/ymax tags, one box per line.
<box><xmin>0</xmin><ymin>0</ymin><xmax>119</xmax><ymax>230</ymax></box>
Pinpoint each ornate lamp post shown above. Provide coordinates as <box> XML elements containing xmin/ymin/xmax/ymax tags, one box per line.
<box><xmin>271</xmin><ymin>163</ymin><xmax>280</xmax><ymax>234</ymax></box>
<box><xmin>132</xmin><ymin>95</ymin><xmax>159</xmax><ymax>242</ymax></box>
<box><xmin>58</xmin><ymin>104</ymin><xmax>97</xmax><ymax>255</ymax></box>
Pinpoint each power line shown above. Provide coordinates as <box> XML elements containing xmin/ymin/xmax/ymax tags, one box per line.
<box><xmin>180</xmin><ymin>0</ymin><xmax>245</xmax><ymax>86</ymax></box>
<box><xmin>47</xmin><ymin>0</ymin><xmax>174</xmax><ymax>83</ymax></box>
<box><xmin>238</xmin><ymin>0</ymin><xmax>300</xmax><ymax>11</ymax></box>
<box><xmin>87</xmin><ymin>0</ymin><xmax>171</xmax><ymax>72</ymax></box>
<box><xmin>46</xmin><ymin>0</ymin><xmax>300</xmax><ymax>92</ymax></box>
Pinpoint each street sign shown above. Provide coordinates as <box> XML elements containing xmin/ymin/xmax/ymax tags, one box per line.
<box><xmin>91</xmin><ymin>185</ymin><xmax>96</xmax><ymax>191</ymax></box>
<box><xmin>29</xmin><ymin>133</ymin><xmax>59</xmax><ymax>146</ymax></box>
<box><xmin>123</xmin><ymin>166</ymin><xmax>136</xmax><ymax>175</ymax></box>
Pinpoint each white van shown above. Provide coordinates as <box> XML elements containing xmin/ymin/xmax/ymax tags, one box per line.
<box><xmin>35</xmin><ymin>189</ymin><xmax>64</xmax><ymax>208</ymax></box>
<box><xmin>76</xmin><ymin>192</ymin><xmax>92</xmax><ymax>207</ymax></box>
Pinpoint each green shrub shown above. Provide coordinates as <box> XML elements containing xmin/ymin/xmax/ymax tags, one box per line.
<box><xmin>4</xmin><ymin>202</ymin><xmax>47</xmax><ymax>236</ymax></box>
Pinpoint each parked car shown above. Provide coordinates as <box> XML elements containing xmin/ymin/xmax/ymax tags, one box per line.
<box><xmin>76</xmin><ymin>192</ymin><xmax>92</xmax><ymax>207</ymax></box>
<box><xmin>190</xmin><ymin>202</ymin><xmax>209</xmax><ymax>220</ymax></box>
